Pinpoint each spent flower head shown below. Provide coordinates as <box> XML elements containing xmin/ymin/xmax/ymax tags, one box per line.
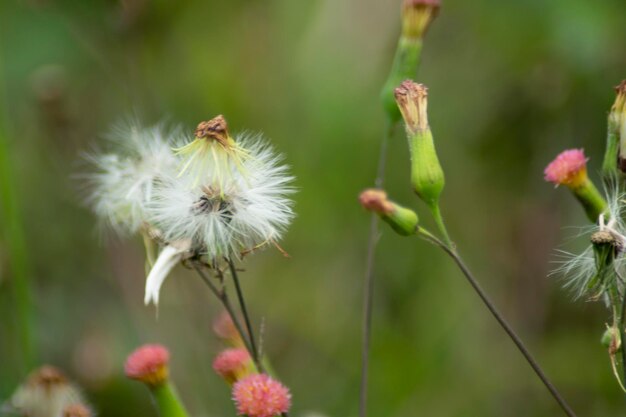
<box><xmin>8</xmin><ymin>366</ymin><xmax>85</xmax><ymax>417</ymax></box>
<box><xmin>148</xmin><ymin>122</ymin><xmax>294</xmax><ymax>260</ymax></box>
<box><xmin>402</xmin><ymin>0</ymin><xmax>441</xmax><ymax>39</ymax></box>
<box><xmin>552</xmin><ymin>187</ymin><xmax>626</xmax><ymax>301</ymax></box>
<box><xmin>85</xmin><ymin>122</ymin><xmax>180</xmax><ymax>234</ymax></box>
<box><xmin>124</xmin><ymin>344</ymin><xmax>170</xmax><ymax>386</ymax></box>
<box><xmin>232</xmin><ymin>374</ymin><xmax>291</xmax><ymax>417</ymax></box>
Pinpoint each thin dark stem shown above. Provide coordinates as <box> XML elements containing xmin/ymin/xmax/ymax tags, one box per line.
<box><xmin>419</xmin><ymin>229</ymin><xmax>578</xmax><ymax>417</ymax></box>
<box><xmin>360</xmin><ymin>121</ymin><xmax>395</xmax><ymax>417</ymax></box>
<box><xmin>192</xmin><ymin>263</ymin><xmax>255</xmax><ymax>361</ymax></box>
<box><xmin>618</xmin><ymin>288</ymin><xmax>626</xmax><ymax>385</ymax></box>
<box><xmin>227</xmin><ymin>258</ymin><xmax>261</xmax><ymax>369</ymax></box>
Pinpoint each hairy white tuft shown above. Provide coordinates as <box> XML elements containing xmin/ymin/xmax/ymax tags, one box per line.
<box><xmin>147</xmin><ymin>133</ymin><xmax>295</xmax><ymax>260</ymax></box>
<box><xmin>84</xmin><ymin>123</ymin><xmax>182</xmax><ymax>234</ymax></box>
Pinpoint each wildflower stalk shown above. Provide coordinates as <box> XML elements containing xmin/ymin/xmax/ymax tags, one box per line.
<box><xmin>227</xmin><ymin>259</ymin><xmax>261</xmax><ymax>367</ymax></box>
<box><xmin>619</xmin><ymin>291</ymin><xmax>626</xmax><ymax>385</ymax></box>
<box><xmin>360</xmin><ymin>121</ymin><xmax>395</xmax><ymax>417</ymax></box>
<box><xmin>0</xmin><ymin>51</ymin><xmax>36</xmax><ymax>375</ymax></box>
<box><xmin>150</xmin><ymin>382</ymin><xmax>189</xmax><ymax>417</ymax></box>
<box><xmin>429</xmin><ymin>203</ymin><xmax>452</xmax><ymax>247</ymax></box>
<box><xmin>417</xmin><ymin>227</ymin><xmax>577</xmax><ymax>417</ymax></box>
<box><xmin>192</xmin><ymin>263</ymin><xmax>256</xmax><ymax>365</ymax></box>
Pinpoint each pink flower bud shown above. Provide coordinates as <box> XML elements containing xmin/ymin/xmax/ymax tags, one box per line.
<box><xmin>232</xmin><ymin>374</ymin><xmax>291</xmax><ymax>417</ymax></box>
<box><xmin>544</xmin><ymin>149</ymin><xmax>588</xmax><ymax>187</ymax></box>
<box><xmin>212</xmin><ymin>348</ymin><xmax>253</xmax><ymax>384</ymax></box>
<box><xmin>124</xmin><ymin>344</ymin><xmax>170</xmax><ymax>386</ymax></box>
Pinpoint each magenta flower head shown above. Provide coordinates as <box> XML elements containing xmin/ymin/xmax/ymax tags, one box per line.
<box><xmin>544</xmin><ymin>148</ymin><xmax>607</xmax><ymax>222</ymax></box>
<box><xmin>544</xmin><ymin>149</ymin><xmax>588</xmax><ymax>187</ymax></box>
<box><xmin>232</xmin><ymin>374</ymin><xmax>291</xmax><ymax>417</ymax></box>
<box><xmin>124</xmin><ymin>344</ymin><xmax>170</xmax><ymax>386</ymax></box>
<box><xmin>212</xmin><ymin>348</ymin><xmax>254</xmax><ymax>384</ymax></box>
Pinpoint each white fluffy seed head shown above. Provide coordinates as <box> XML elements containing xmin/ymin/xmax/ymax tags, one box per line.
<box><xmin>551</xmin><ymin>186</ymin><xmax>626</xmax><ymax>301</ymax></box>
<box><xmin>147</xmin><ymin>133</ymin><xmax>295</xmax><ymax>259</ymax></box>
<box><xmin>84</xmin><ymin>123</ymin><xmax>183</xmax><ymax>234</ymax></box>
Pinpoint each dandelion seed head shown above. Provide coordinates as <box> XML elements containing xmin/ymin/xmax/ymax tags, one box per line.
<box><xmin>544</xmin><ymin>149</ymin><xmax>587</xmax><ymax>187</ymax></box>
<box><xmin>149</xmin><ymin>133</ymin><xmax>294</xmax><ymax>259</ymax></box>
<box><xmin>9</xmin><ymin>366</ymin><xmax>85</xmax><ymax>417</ymax></box>
<box><xmin>124</xmin><ymin>344</ymin><xmax>170</xmax><ymax>386</ymax></box>
<box><xmin>85</xmin><ymin>123</ymin><xmax>181</xmax><ymax>234</ymax></box>
<box><xmin>232</xmin><ymin>374</ymin><xmax>291</xmax><ymax>417</ymax></box>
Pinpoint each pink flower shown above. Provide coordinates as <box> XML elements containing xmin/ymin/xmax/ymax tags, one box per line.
<box><xmin>359</xmin><ymin>189</ymin><xmax>393</xmax><ymax>215</ymax></box>
<box><xmin>213</xmin><ymin>348</ymin><xmax>252</xmax><ymax>383</ymax></box>
<box><xmin>232</xmin><ymin>374</ymin><xmax>291</xmax><ymax>417</ymax></box>
<box><xmin>124</xmin><ymin>344</ymin><xmax>170</xmax><ymax>386</ymax></box>
<box><xmin>544</xmin><ymin>149</ymin><xmax>588</xmax><ymax>186</ymax></box>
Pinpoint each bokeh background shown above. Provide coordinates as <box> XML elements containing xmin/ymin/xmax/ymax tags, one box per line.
<box><xmin>1</xmin><ymin>0</ymin><xmax>626</xmax><ymax>416</ymax></box>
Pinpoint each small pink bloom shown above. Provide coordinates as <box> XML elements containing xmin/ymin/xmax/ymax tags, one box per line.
<box><xmin>544</xmin><ymin>149</ymin><xmax>588</xmax><ymax>186</ymax></box>
<box><xmin>232</xmin><ymin>374</ymin><xmax>291</xmax><ymax>417</ymax></box>
<box><xmin>213</xmin><ymin>311</ymin><xmax>242</xmax><ymax>344</ymax></box>
<box><xmin>124</xmin><ymin>344</ymin><xmax>170</xmax><ymax>385</ymax></box>
<box><xmin>359</xmin><ymin>189</ymin><xmax>393</xmax><ymax>215</ymax></box>
<box><xmin>213</xmin><ymin>348</ymin><xmax>252</xmax><ymax>383</ymax></box>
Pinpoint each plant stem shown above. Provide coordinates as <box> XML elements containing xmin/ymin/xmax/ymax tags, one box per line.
<box><xmin>192</xmin><ymin>264</ymin><xmax>255</xmax><ymax>362</ymax></box>
<box><xmin>618</xmin><ymin>289</ymin><xmax>626</xmax><ymax>385</ymax></box>
<box><xmin>360</xmin><ymin>121</ymin><xmax>395</xmax><ymax>417</ymax></box>
<box><xmin>150</xmin><ymin>382</ymin><xmax>190</xmax><ymax>417</ymax></box>
<box><xmin>227</xmin><ymin>259</ymin><xmax>261</xmax><ymax>368</ymax></box>
<box><xmin>418</xmin><ymin>228</ymin><xmax>578</xmax><ymax>417</ymax></box>
<box><xmin>0</xmin><ymin>39</ymin><xmax>36</xmax><ymax>375</ymax></box>
<box><xmin>429</xmin><ymin>203</ymin><xmax>452</xmax><ymax>248</ymax></box>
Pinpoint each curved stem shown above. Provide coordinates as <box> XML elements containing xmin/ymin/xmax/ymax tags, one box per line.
<box><xmin>227</xmin><ymin>259</ymin><xmax>261</xmax><ymax>369</ymax></box>
<box><xmin>360</xmin><ymin>121</ymin><xmax>395</xmax><ymax>417</ymax></box>
<box><xmin>429</xmin><ymin>203</ymin><xmax>452</xmax><ymax>248</ymax></box>
<box><xmin>418</xmin><ymin>228</ymin><xmax>578</xmax><ymax>417</ymax></box>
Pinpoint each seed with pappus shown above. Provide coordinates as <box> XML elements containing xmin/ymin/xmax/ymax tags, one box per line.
<box><xmin>84</xmin><ymin>122</ymin><xmax>181</xmax><ymax>235</ymax></box>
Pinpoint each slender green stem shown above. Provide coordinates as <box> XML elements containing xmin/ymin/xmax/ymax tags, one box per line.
<box><xmin>429</xmin><ymin>203</ymin><xmax>452</xmax><ymax>248</ymax></box>
<box><xmin>150</xmin><ymin>382</ymin><xmax>189</xmax><ymax>417</ymax></box>
<box><xmin>418</xmin><ymin>228</ymin><xmax>578</xmax><ymax>417</ymax></box>
<box><xmin>620</xmin><ymin>286</ymin><xmax>626</xmax><ymax>388</ymax></box>
<box><xmin>192</xmin><ymin>264</ymin><xmax>255</xmax><ymax>361</ymax></box>
<box><xmin>360</xmin><ymin>121</ymin><xmax>395</xmax><ymax>417</ymax></box>
<box><xmin>0</xmin><ymin>31</ymin><xmax>36</xmax><ymax>374</ymax></box>
<box><xmin>227</xmin><ymin>258</ymin><xmax>261</xmax><ymax>370</ymax></box>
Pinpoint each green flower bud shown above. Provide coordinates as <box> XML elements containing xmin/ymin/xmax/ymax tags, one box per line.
<box><xmin>602</xmin><ymin>81</ymin><xmax>626</xmax><ymax>179</ymax></box>
<box><xmin>394</xmin><ymin>80</ymin><xmax>445</xmax><ymax>208</ymax></box>
<box><xmin>359</xmin><ymin>189</ymin><xmax>419</xmax><ymax>236</ymax></box>
<box><xmin>601</xmin><ymin>326</ymin><xmax>622</xmax><ymax>356</ymax></box>
<box><xmin>380</xmin><ymin>0</ymin><xmax>440</xmax><ymax>122</ymax></box>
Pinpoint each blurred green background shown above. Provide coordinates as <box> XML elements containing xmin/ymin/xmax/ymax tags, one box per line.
<box><xmin>1</xmin><ymin>0</ymin><xmax>626</xmax><ymax>416</ymax></box>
